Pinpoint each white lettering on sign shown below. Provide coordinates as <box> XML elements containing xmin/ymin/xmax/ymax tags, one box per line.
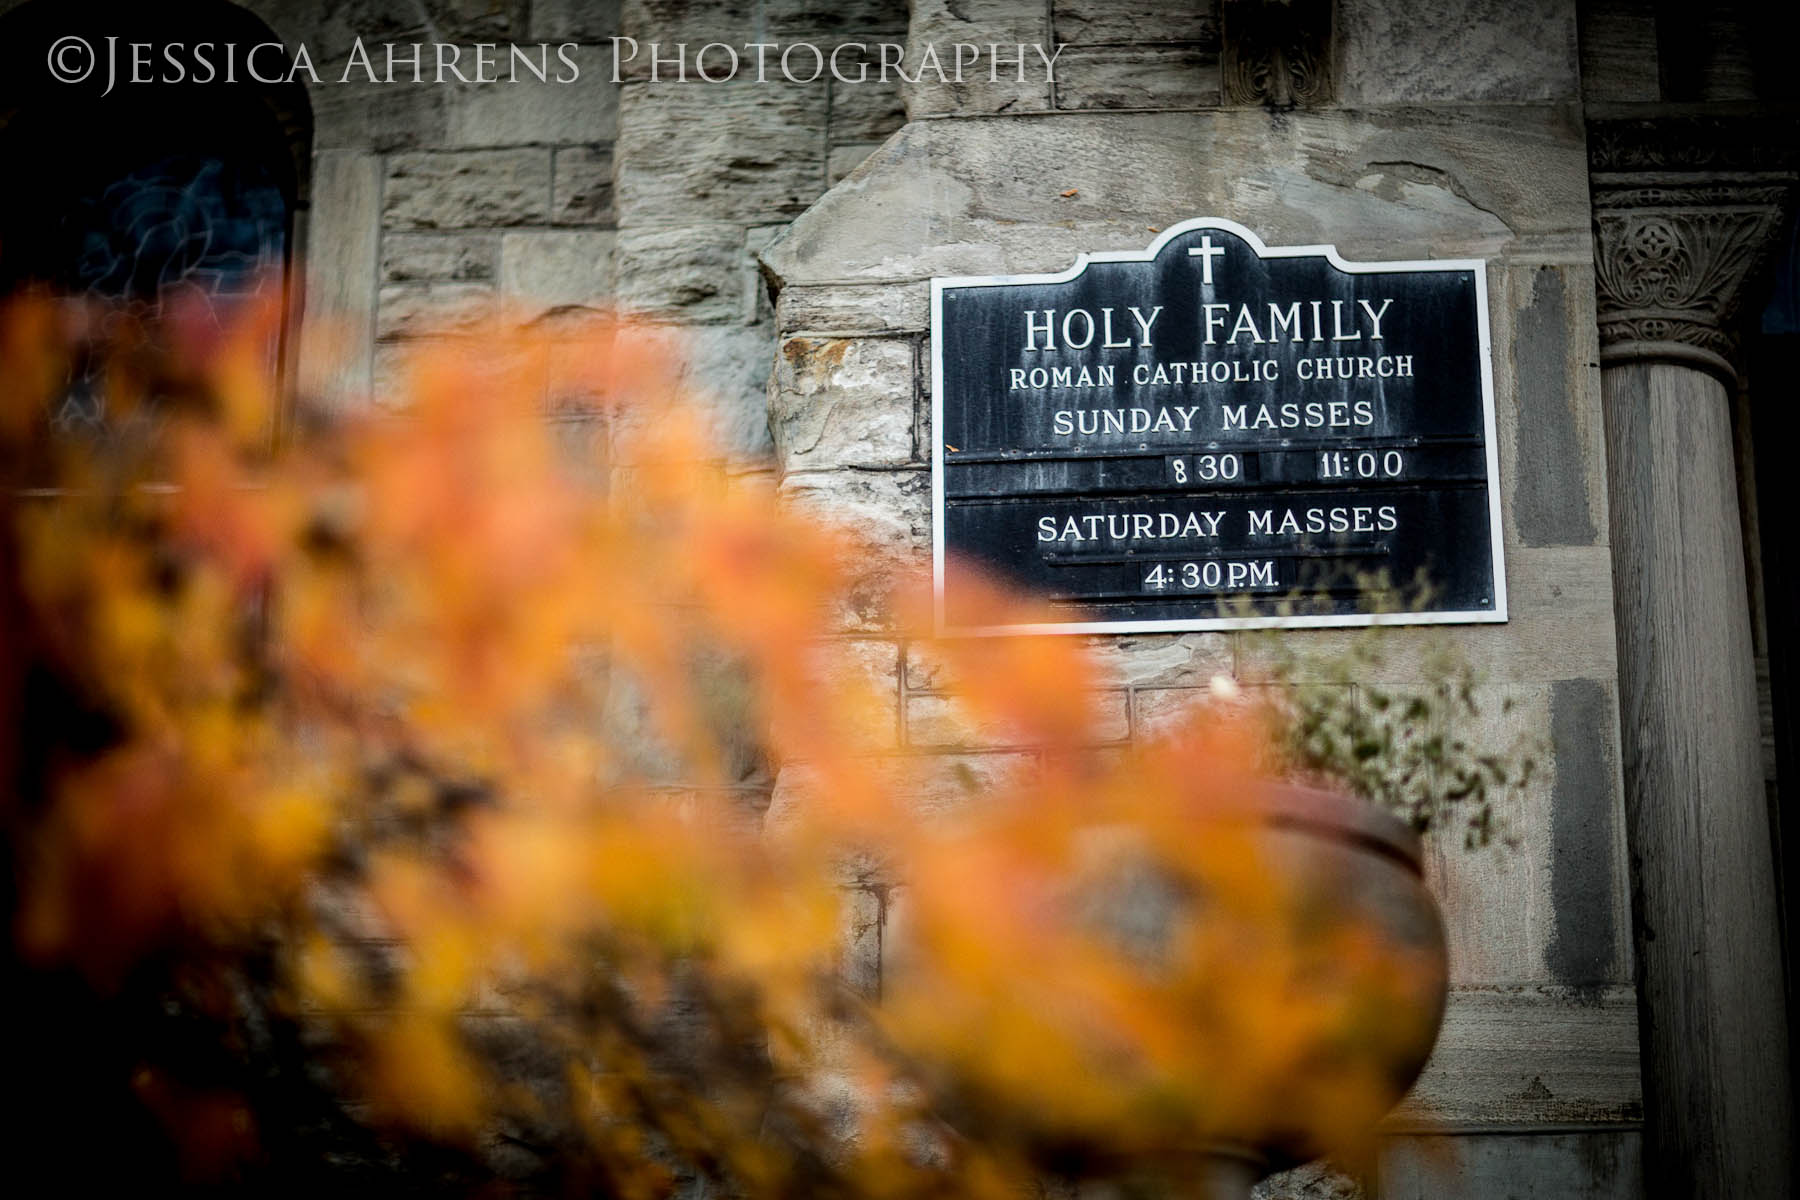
<box><xmin>1036</xmin><ymin>510</ymin><xmax>1226</xmax><ymax>543</ymax></box>
<box><xmin>1202</xmin><ymin>298</ymin><xmax>1394</xmax><ymax>345</ymax></box>
<box><xmin>1021</xmin><ymin>306</ymin><xmax>1162</xmax><ymax>351</ymax></box>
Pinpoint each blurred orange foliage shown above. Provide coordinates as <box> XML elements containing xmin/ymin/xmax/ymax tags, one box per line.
<box><xmin>0</xmin><ymin>296</ymin><xmax>1440</xmax><ymax>1197</ymax></box>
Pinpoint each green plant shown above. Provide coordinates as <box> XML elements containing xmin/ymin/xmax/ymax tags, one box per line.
<box><xmin>1247</xmin><ymin>623</ymin><xmax>1535</xmax><ymax>849</ymax></box>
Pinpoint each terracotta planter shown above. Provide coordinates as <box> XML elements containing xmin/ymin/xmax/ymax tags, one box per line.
<box><xmin>1204</xmin><ymin>781</ymin><xmax>1450</xmax><ymax>1191</ymax></box>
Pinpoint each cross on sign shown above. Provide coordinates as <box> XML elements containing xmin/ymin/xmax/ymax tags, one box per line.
<box><xmin>1188</xmin><ymin>234</ymin><xmax>1224</xmax><ymax>284</ymax></box>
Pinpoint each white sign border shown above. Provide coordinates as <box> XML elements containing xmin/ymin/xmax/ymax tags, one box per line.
<box><xmin>929</xmin><ymin>216</ymin><xmax>1507</xmax><ymax>638</ymax></box>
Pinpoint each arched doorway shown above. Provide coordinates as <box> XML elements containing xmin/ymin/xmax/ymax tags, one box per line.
<box><xmin>0</xmin><ymin>0</ymin><xmax>311</xmax><ymax>438</ymax></box>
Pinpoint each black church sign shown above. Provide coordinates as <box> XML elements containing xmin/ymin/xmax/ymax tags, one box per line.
<box><xmin>930</xmin><ymin>218</ymin><xmax>1506</xmax><ymax>635</ymax></box>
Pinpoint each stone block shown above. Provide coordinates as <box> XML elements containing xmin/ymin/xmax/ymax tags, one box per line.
<box><xmin>547</xmin><ymin>413</ymin><xmax>610</xmax><ymax>489</ymax></box>
<box><xmin>1252</xmin><ymin>1161</ymin><xmax>1365</xmax><ymax>1200</ymax></box>
<box><xmin>1338</xmin><ymin>0</ymin><xmax>1579</xmax><ymax>104</ymax></box>
<box><xmin>1130</xmin><ymin>685</ymin><xmax>1225</xmax><ymax>741</ymax></box>
<box><xmin>250</xmin><ymin>0</ymin><xmax>528</xmax><ymax>60</ymax></box>
<box><xmin>615</xmin><ymin>80</ymin><xmax>828</xmax><ymax>224</ymax></box>
<box><xmin>1235</xmin><ymin>545</ymin><xmax>1619</xmax><ymax>687</ymax></box>
<box><xmin>600</xmin><ymin>651</ymin><xmax>771</xmax><ymax>786</ymax></box>
<box><xmin>619</xmin><ymin>0</ymin><xmax>908</xmax><ymax>66</ymax></box>
<box><xmin>776</xmin><ymin>468</ymin><xmax>928</xmax><ymax>558</ymax></box>
<box><xmin>825</xmin><ymin>49</ymin><xmax>908</xmax><ymax>142</ymax></box>
<box><xmin>1085</xmin><ymin>632</ymin><xmax>1235</xmax><ymax>689</ymax></box>
<box><xmin>1380</xmin><ymin>1130</ymin><xmax>1642</xmax><ymax>1200</ymax></box>
<box><xmin>380</xmin><ymin>232</ymin><xmax>499</xmax><ymax>283</ymax></box>
<box><xmin>1578</xmin><ymin>0</ymin><xmax>1660</xmax><ymax>103</ymax></box>
<box><xmin>778</xmin><ymin>468</ymin><xmax>930</xmax><ymax>629</ymax></box>
<box><xmin>770</xmin><ymin>336</ymin><xmax>915</xmax><ymax>471</ymax></box>
<box><xmin>530</xmin><ymin>0</ymin><xmax>622</xmax><ymax>41</ymax></box>
<box><xmin>763</xmin><ymin>109</ymin><xmax>1585</xmax><ymax>288</ymax></box>
<box><xmin>840</xmin><ymin>886</ymin><xmax>884</xmax><ymax>998</ymax></box>
<box><xmin>767</xmin><ymin>751</ymin><xmax>1041</xmax><ymax>839</ymax></box>
<box><xmin>384</xmin><ymin>149</ymin><xmax>553</xmax><ymax>228</ymax></box>
<box><xmin>1389</xmin><ymin>986</ymin><xmax>1642</xmax><ymax>1126</ymax></box>
<box><xmin>607</xmin><ymin>321</ymin><xmax>777</xmax><ymax>461</ymax></box>
<box><xmin>827</xmin><ymin>142</ymin><xmax>883</xmax><ymax>185</ymax></box>
<box><xmin>1505</xmin><ymin>264</ymin><xmax>1603</xmax><ymax>548</ymax></box>
<box><xmin>743</xmin><ymin>225</ymin><xmax>786</xmax><ymax>324</ymax></box>
<box><xmin>298</xmin><ymin>151</ymin><xmax>381</xmax><ymax>409</ymax></box>
<box><xmin>1054</xmin><ymin>46</ymin><xmax>1222</xmax><ymax>109</ymax></box>
<box><xmin>309</xmin><ymin>79</ymin><xmax>448</xmax><ymax>152</ymax></box>
<box><xmin>905</xmin><ymin>688</ymin><xmax>1129</xmax><ymax>749</ymax></box>
<box><xmin>1052</xmin><ymin>0</ymin><xmax>1220</xmax><ymax>46</ymax></box>
<box><xmin>772</xmin><ymin>638</ymin><xmax>902</xmax><ymax>754</ymax></box>
<box><xmin>500</xmin><ymin>230</ymin><xmax>617</xmax><ymax>314</ymax></box>
<box><xmin>902</xmin><ymin>0</ymin><xmax>1053</xmax><ymax>118</ymax></box>
<box><xmin>375</xmin><ymin>282</ymin><xmax>496</xmax><ymax>339</ymax></box>
<box><xmin>446</xmin><ymin>45</ymin><xmax>619</xmax><ymax>145</ymax></box>
<box><xmin>613</xmin><ymin>225</ymin><xmax>746</xmax><ymax>322</ymax></box>
<box><xmin>553</xmin><ymin>146</ymin><xmax>616</xmax><ymax>224</ymax></box>
<box><xmin>773</xmin><ymin>284</ymin><xmax>931</xmax><ymax>335</ymax></box>
<box><xmin>1417</xmin><ymin>680</ymin><xmax>1628</xmax><ymax>988</ymax></box>
<box><xmin>906</xmin><ymin>634</ymin><xmax>1233</xmax><ymax>706</ymax></box>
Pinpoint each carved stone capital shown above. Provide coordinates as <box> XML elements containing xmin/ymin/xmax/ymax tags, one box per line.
<box><xmin>1221</xmin><ymin>0</ymin><xmax>1333</xmax><ymax>110</ymax></box>
<box><xmin>1589</xmin><ymin>117</ymin><xmax>1798</xmax><ymax>381</ymax></box>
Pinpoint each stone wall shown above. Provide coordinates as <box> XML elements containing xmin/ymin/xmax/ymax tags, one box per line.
<box><xmin>760</xmin><ymin>2</ymin><xmax>1641</xmax><ymax>1196</ymax></box>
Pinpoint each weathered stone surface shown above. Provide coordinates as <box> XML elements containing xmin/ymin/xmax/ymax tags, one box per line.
<box><xmin>1239</xmin><ymin>546</ymin><xmax>1619</xmax><ymax>687</ymax></box>
<box><xmin>1052</xmin><ymin>0</ymin><xmax>1219</xmax><ymax>46</ymax></box>
<box><xmin>613</xmin><ymin>225</ymin><xmax>747</xmax><ymax>321</ymax></box>
<box><xmin>600</xmin><ymin>650</ymin><xmax>771</xmax><ymax>786</ymax></box>
<box><xmin>1507</xmin><ymin>265</ymin><xmax>1602</xmax><ymax>547</ymax></box>
<box><xmin>299</xmin><ymin>152</ymin><xmax>381</xmax><ymax>408</ymax></box>
<box><xmin>619</xmin><ymin>0</ymin><xmax>907</xmax><ymax>63</ymax></box>
<box><xmin>615</xmin><ymin>80</ymin><xmax>828</xmax><ymax>224</ymax></box>
<box><xmin>546</xmin><ymin>414</ymin><xmax>610</xmax><ymax>488</ymax></box>
<box><xmin>827</xmin><ymin>142</ymin><xmax>883</xmax><ymax>185</ymax></box>
<box><xmin>1418</xmin><ymin>681</ymin><xmax>1627</xmax><ymax>987</ymax></box>
<box><xmin>1054</xmin><ymin>46</ymin><xmax>1221</xmax><ymax>109</ymax></box>
<box><xmin>1381</xmin><ymin>1130</ymin><xmax>1641</xmax><ymax>1200</ymax></box>
<box><xmin>530</xmin><ymin>0</ymin><xmax>622</xmax><ymax>41</ymax></box>
<box><xmin>828</xmin><ymin>67</ymin><xmax>907</xmax><ymax>144</ymax></box>
<box><xmin>446</xmin><ymin>45</ymin><xmax>619</xmax><ymax>144</ymax></box>
<box><xmin>552</xmin><ymin>146</ymin><xmax>616</xmax><ymax>224</ymax></box>
<box><xmin>771</xmin><ymin>638</ymin><xmax>902</xmax><ymax>752</ymax></box>
<box><xmin>772</xmin><ymin>283</ymin><xmax>929</xmax><ymax>334</ymax></box>
<box><xmin>840</xmin><ymin>886</ymin><xmax>884</xmax><ymax>998</ymax></box>
<box><xmin>376</xmin><ymin>282</ymin><xmax>496</xmax><ymax>339</ymax></box>
<box><xmin>380</xmin><ymin>232</ymin><xmax>499</xmax><ymax>282</ymax></box>
<box><xmin>905</xmin><ymin>634</ymin><xmax>1232</xmax><ymax>702</ymax></box>
<box><xmin>780</xmin><ymin>469</ymin><xmax>926</xmax><ymax>554</ymax></box>
<box><xmin>764</xmin><ymin>109</ymin><xmax>1584</xmax><ymax>286</ymax></box>
<box><xmin>1252</xmin><ymin>1160</ymin><xmax>1365</xmax><ymax>1200</ymax></box>
<box><xmin>1085</xmin><ymin>633</ymin><xmax>1235</xmax><ymax>689</ymax></box>
<box><xmin>906</xmin><ymin>689</ymin><xmax>1129</xmax><ymax>748</ymax></box>
<box><xmin>309</xmin><ymin>80</ymin><xmax>448</xmax><ymax>152</ymax></box>
<box><xmin>1542</xmin><ymin>678</ymin><xmax>1625</xmax><ymax>987</ymax></box>
<box><xmin>743</xmin><ymin>225</ymin><xmax>786</xmax><ymax>323</ymax></box>
<box><xmin>770</xmin><ymin>337</ymin><xmax>915</xmax><ymax>471</ymax></box>
<box><xmin>1338</xmin><ymin>0</ymin><xmax>1579</xmax><ymax>104</ymax></box>
<box><xmin>1578</xmin><ymin>0</ymin><xmax>1660</xmax><ymax>103</ymax></box>
<box><xmin>248</xmin><ymin>0</ymin><xmax>529</xmax><ymax>60</ymax></box>
<box><xmin>1390</xmin><ymin>986</ymin><xmax>1642</xmax><ymax>1126</ymax></box>
<box><xmin>500</xmin><ymin>230</ymin><xmax>617</xmax><ymax>313</ymax></box>
<box><xmin>767</xmin><ymin>752</ymin><xmax>1038</xmax><ymax>842</ymax></box>
<box><xmin>610</xmin><ymin>322</ymin><xmax>777</xmax><ymax>460</ymax></box>
<box><xmin>779</xmin><ymin>469</ymin><xmax>929</xmax><ymax>628</ymax></box>
<box><xmin>384</xmin><ymin>149</ymin><xmax>553</xmax><ymax>228</ymax></box>
<box><xmin>903</xmin><ymin>0</ymin><xmax>1053</xmax><ymax>118</ymax></box>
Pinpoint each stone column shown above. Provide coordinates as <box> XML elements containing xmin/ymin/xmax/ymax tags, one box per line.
<box><xmin>1589</xmin><ymin>117</ymin><xmax>1796</xmax><ymax>1198</ymax></box>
